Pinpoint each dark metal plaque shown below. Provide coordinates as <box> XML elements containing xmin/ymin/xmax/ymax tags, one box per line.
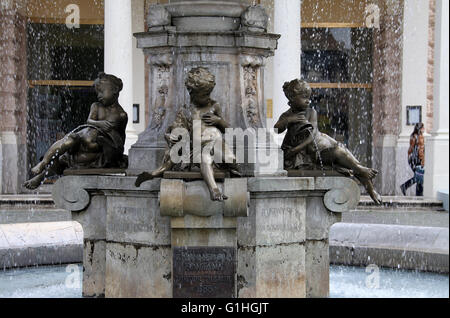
<box><xmin>173</xmin><ymin>247</ymin><xmax>235</xmax><ymax>298</ymax></box>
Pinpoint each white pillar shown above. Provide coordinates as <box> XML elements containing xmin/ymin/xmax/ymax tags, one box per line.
<box><xmin>104</xmin><ymin>0</ymin><xmax>138</xmax><ymax>154</ymax></box>
<box><xmin>395</xmin><ymin>0</ymin><xmax>430</xmax><ymax>195</ymax></box>
<box><xmin>272</xmin><ymin>0</ymin><xmax>301</xmax><ymax>144</ymax></box>
<box><xmin>132</xmin><ymin>0</ymin><xmax>146</xmax><ymax>135</ymax></box>
<box><xmin>424</xmin><ymin>0</ymin><xmax>449</xmax><ymax>197</ymax></box>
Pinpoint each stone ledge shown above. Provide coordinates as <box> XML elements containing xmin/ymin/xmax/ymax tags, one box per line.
<box><xmin>437</xmin><ymin>190</ymin><xmax>449</xmax><ymax>211</ymax></box>
<box><xmin>330</xmin><ymin>223</ymin><xmax>449</xmax><ymax>273</ymax></box>
<box><xmin>0</xmin><ymin>221</ymin><xmax>83</xmax><ymax>269</ymax></box>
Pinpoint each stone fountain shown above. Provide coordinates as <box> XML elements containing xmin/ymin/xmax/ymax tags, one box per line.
<box><xmin>52</xmin><ymin>0</ymin><xmax>360</xmax><ymax>298</ymax></box>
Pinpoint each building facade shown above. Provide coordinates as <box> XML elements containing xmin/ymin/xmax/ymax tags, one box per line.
<box><xmin>0</xmin><ymin>0</ymin><xmax>448</xmax><ymax>197</ymax></box>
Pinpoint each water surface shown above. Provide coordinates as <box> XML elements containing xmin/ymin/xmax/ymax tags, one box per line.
<box><xmin>0</xmin><ymin>264</ymin><xmax>448</xmax><ymax>298</ymax></box>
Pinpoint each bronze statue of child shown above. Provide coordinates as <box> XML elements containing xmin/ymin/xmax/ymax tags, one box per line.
<box><xmin>275</xmin><ymin>79</ymin><xmax>382</xmax><ymax>205</ymax></box>
<box><xmin>135</xmin><ymin>67</ymin><xmax>239</xmax><ymax>201</ymax></box>
<box><xmin>135</xmin><ymin>106</ymin><xmax>192</xmax><ymax>186</ymax></box>
<box><xmin>23</xmin><ymin>72</ymin><xmax>128</xmax><ymax>190</ymax></box>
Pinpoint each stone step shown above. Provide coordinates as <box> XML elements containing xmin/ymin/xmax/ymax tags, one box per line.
<box><xmin>357</xmin><ymin>195</ymin><xmax>445</xmax><ymax>209</ymax></box>
<box><xmin>343</xmin><ymin>209</ymin><xmax>448</xmax><ymax>228</ymax></box>
<box><xmin>347</xmin><ymin>196</ymin><xmax>448</xmax><ymax>228</ymax></box>
<box><xmin>0</xmin><ymin>194</ymin><xmax>71</xmax><ymax>224</ymax></box>
<box><xmin>0</xmin><ymin>194</ymin><xmax>55</xmax><ymax>207</ymax></box>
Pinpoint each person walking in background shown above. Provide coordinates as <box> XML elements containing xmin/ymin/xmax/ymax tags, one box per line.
<box><xmin>400</xmin><ymin>123</ymin><xmax>425</xmax><ymax>196</ymax></box>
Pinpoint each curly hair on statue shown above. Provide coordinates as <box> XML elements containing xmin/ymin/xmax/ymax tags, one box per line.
<box><xmin>185</xmin><ymin>67</ymin><xmax>216</xmax><ymax>94</ymax></box>
<box><xmin>282</xmin><ymin>79</ymin><xmax>311</xmax><ymax>102</ymax></box>
<box><xmin>94</xmin><ymin>72</ymin><xmax>123</xmax><ymax>93</ymax></box>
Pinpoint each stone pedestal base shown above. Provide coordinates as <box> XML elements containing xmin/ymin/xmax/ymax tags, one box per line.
<box><xmin>53</xmin><ymin>175</ymin><xmax>359</xmax><ymax>298</ymax></box>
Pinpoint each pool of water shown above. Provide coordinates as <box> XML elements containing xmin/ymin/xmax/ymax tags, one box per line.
<box><xmin>0</xmin><ymin>264</ymin><xmax>448</xmax><ymax>298</ymax></box>
<box><xmin>330</xmin><ymin>265</ymin><xmax>449</xmax><ymax>298</ymax></box>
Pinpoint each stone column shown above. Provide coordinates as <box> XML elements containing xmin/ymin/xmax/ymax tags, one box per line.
<box><xmin>0</xmin><ymin>1</ymin><xmax>27</xmax><ymax>194</ymax></box>
<box><xmin>104</xmin><ymin>0</ymin><xmax>138</xmax><ymax>154</ymax></box>
<box><xmin>371</xmin><ymin>1</ymin><xmax>403</xmax><ymax>195</ymax></box>
<box><xmin>272</xmin><ymin>0</ymin><xmax>301</xmax><ymax>144</ymax></box>
<box><xmin>424</xmin><ymin>0</ymin><xmax>449</xmax><ymax>197</ymax></box>
<box><xmin>395</xmin><ymin>0</ymin><xmax>430</xmax><ymax>195</ymax></box>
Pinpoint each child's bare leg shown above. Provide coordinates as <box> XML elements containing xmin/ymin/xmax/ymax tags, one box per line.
<box><xmin>23</xmin><ymin>171</ymin><xmax>46</xmax><ymax>190</ymax></box>
<box><xmin>214</xmin><ymin>140</ymin><xmax>241</xmax><ymax>176</ymax></box>
<box><xmin>356</xmin><ymin>175</ymin><xmax>383</xmax><ymax>205</ymax></box>
<box><xmin>201</xmin><ymin>151</ymin><xmax>227</xmax><ymax>201</ymax></box>
<box><xmin>23</xmin><ymin>163</ymin><xmax>58</xmax><ymax>190</ymax></box>
<box><xmin>223</xmin><ymin>142</ymin><xmax>242</xmax><ymax>176</ymax></box>
<box><xmin>135</xmin><ymin>153</ymin><xmax>173</xmax><ymax>187</ymax></box>
<box><xmin>332</xmin><ymin>147</ymin><xmax>378</xmax><ymax>180</ymax></box>
<box><xmin>32</xmin><ymin>135</ymin><xmax>77</xmax><ymax>174</ymax></box>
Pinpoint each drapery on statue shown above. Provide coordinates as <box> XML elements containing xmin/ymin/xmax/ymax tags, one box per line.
<box><xmin>23</xmin><ymin>72</ymin><xmax>128</xmax><ymax>190</ymax></box>
<box><xmin>135</xmin><ymin>67</ymin><xmax>241</xmax><ymax>201</ymax></box>
<box><xmin>275</xmin><ymin>79</ymin><xmax>382</xmax><ymax>205</ymax></box>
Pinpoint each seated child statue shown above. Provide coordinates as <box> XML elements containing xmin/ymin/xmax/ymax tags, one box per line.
<box><xmin>274</xmin><ymin>79</ymin><xmax>382</xmax><ymax>205</ymax></box>
<box><xmin>135</xmin><ymin>67</ymin><xmax>240</xmax><ymax>202</ymax></box>
<box><xmin>23</xmin><ymin>72</ymin><xmax>128</xmax><ymax>190</ymax></box>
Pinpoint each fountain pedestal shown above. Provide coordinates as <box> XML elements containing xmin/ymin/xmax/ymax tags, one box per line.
<box><xmin>53</xmin><ymin>175</ymin><xmax>359</xmax><ymax>298</ymax></box>
<box><xmin>127</xmin><ymin>1</ymin><xmax>284</xmax><ymax>177</ymax></box>
<box><xmin>50</xmin><ymin>0</ymin><xmax>361</xmax><ymax>298</ymax></box>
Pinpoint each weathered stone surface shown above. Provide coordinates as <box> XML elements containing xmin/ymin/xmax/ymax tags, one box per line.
<box><xmin>315</xmin><ymin>177</ymin><xmax>360</xmax><ymax>213</ymax></box>
<box><xmin>305</xmin><ymin>196</ymin><xmax>341</xmax><ymax>240</ymax></box>
<box><xmin>147</xmin><ymin>4</ymin><xmax>171</xmax><ymax>29</ymax></box>
<box><xmin>247</xmin><ymin>177</ymin><xmax>314</xmax><ymax>192</ymax></box>
<box><xmin>71</xmin><ymin>195</ymin><xmax>106</xmax><ymax>241</ymax></box>
<box><xmin>254</xmin><ymin>196</ymin><xmax>306</xmax><ymax>245</ymax></box>
<box><xmin>241</xmin><ymin>5</ymin><xmax>268</xmax><ymax>33</ymax></box>
<box><xmin>237</xmin><ymin>245</ymin><xmax>306</xmax><ymax>298</ymax></box>
<box><xmin>83</xmin><ymin>239</ymin><xmax>106</xmax><ymax>298</ymax></box>
<box><xmin>236</xmin><ymin>176</ymin><xmax>355</xmax><ymax>298</ymax></box>
<box><xmin>105</xmin><ymin>242</ymin><xmax>171</xmax><ymax>298</ymax></box>
<box><xmin>171</xmin><ymin>215</ymin><xmax>237</xmax><ymax>229</ymax></box>
<box><xmin>53</xmin><ymin>176</ymin><xmax>160</xmax><ymax>212</ymax></box>
<box><xmin>160</xmin><ymin>179</ymin><xmax>248</xmax><ymax>217</ymax></box>
<box><xmin>52</xmin><ymin>174</ymin><xmax>359</xmax><ymax>298</ymax></box>
<box><xmin>106</xmin><ymin>195</ymin><xmax>170</xmax><ymax>246</ymax></box>
<box><xmin>0</xmin><ymin>10</ymin><xmax>27</xmax><ymax>194</ymax></box>
<box><xmin>305</xmin><ymin>240</ymin><xmax>330</xmax><ymax>298</ymax></box>
<box><xmin>251</xmin><ymin>245</ymin><xmax>306</xmax><ymax>298</ymax></box>
<box><xmin>172</xmin><ymin>228</ymin><xmax>236</xmax><ymax>247</ymax></box>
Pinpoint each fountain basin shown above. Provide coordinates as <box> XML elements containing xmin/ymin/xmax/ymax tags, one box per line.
<box><xmin>51</xmin><ymin>175</ymin><xmax>359</xmax><ymax>298</ymax></box>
